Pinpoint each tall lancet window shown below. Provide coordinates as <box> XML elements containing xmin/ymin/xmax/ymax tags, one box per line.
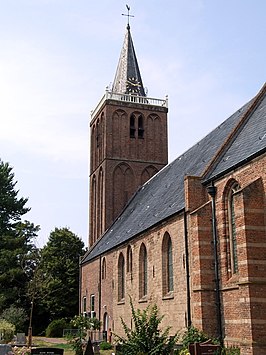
<box><xmin>138</xmin><ymin>115</ymin><xmax>144</xmax><ymax>138</ymax></box>
<box><xmin>118</xmin><ymin>253</ymin><xmax>125</xmax><ymax>301</ymax></box>
<box><xmin>130</xmin><ymin>114</ymin><xmax>136</xmax><ymax>138</ymax></box>
<box><xmin>228</xmin><ymin>182</ymin><xmax>240</xmax><ymax>274</ymax></box>
<box><xmin>162</xmin><ymin>232</ymin><xmax>174</xmax><ymax>296</ymax></box>
<box><xmin>139</xmin><ymin>243</ymin><xmax>148</xmax><ymax>299</ymax></box>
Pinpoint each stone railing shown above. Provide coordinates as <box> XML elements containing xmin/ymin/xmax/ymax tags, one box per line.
<box><xmin>91</xmin><ymin>90</ymin><xmax>168</xmax><ymax>120</ymax></box>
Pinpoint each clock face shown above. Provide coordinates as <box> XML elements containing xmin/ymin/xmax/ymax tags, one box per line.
<box><xmin>126</xmin><ymin>76</ymin><xmax>141</xmax><ymax>94</ymax></box>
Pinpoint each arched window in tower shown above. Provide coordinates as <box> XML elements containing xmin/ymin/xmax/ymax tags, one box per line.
<box><xmin>118</xmin><ymin>252</ymin><xmax>125</xmax><ymax>301</ymax></box>
<box><xmin>138</xmin><ymin>114</ymin><xmax>144</xmax><ymax>138</ymax></box>
<box><xmin>98</xmin><ymin>168</ymin><xmax>104</xmax><ymax>236</ymax></box>
<box><xmin>100</xmin><ymin>113</ymin><xmax>105</xmax><ymax>161</ymax></box>
<box><xmin>96</xmin><ymin>119</ymin><xmax>100</xmax><ymax>148</ymax></box>
<box><xmin>139</xmin><ymin>243</ymin><xmax>148</xmax><ymax>299</ymax></box>
<box><xmin>127</xmin><ymin>245</ymin><xmax>133</xmax><ymax>278</ymax></box>
<box><xmin>228</xmin><ymin>182</ymin><xmax>241</xmax><ymax>275</ymax></box>
<box><xmin>162</xmin><ymin>232</ymin><xmax>174</xmax><ymax>296</ymax></box>
<box><xmin>91</xmin><ymin>126</ymin><xmax>95</xmax><ymax>171</ymax></box>
<box><xmin>141</xmin><ymin>165</ymin><xmax>158</xmax><ymax>185</ymax></box>
<box><xmin>90</xmin><ymin>175</ymin><xmax>97</xmax><ymax>246</ymax></box>
<box><xmin>130</xmin><ymin>114</ymin><xmax>136</xmax><ymax>138</ymax></box>
<box><xmin>113</xmin><ymin>163</ymin><xmax>135</xmax><ymax>221</ymax></box>
<box><xmin>102</xmin><ymin>257</ymin><xmax>107</xmax><ymax>280</ymax></box>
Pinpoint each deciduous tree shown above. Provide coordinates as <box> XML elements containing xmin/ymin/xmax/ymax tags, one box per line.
<box><xmin>37</xmin><ymin>227</ymin><xmax>85</xmax><ymax>320</ymax></box>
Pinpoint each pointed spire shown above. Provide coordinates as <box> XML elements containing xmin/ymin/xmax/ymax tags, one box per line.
<box><xmin>112</xmin><ymin>25</ymin><xmax>146</xmax><ymax>96</ymax></box>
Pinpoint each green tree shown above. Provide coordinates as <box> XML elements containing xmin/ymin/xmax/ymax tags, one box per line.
<box><xmin>116</xmin><ymin>297</ymin><xmax>178</xmax><ymax>355</ymax></box>
<box><xmin>0</xmin><ymin>159</ymin><xmax>40</xmax><ymax>312</ymax></box>
<box><xmin>1</xmin><ymin>305</ymin><xmax>27</xmax><ymax>332</ymax></box>
<box><xmin>37</xmin><ymin>227</ymin><xmax>85</xmax><ymax>320</ymax></box>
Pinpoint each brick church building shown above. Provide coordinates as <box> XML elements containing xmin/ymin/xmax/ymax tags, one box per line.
<box><xmin>80</xmin><ymin>23</ymin><xmax>266</xmax><ymax>354</ymax></box>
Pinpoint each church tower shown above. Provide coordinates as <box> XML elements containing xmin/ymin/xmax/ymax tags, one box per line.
<box><xmin>89</xmin><ymin>23</ymin><xmax>168</xmax><ymax>248</ymax></box>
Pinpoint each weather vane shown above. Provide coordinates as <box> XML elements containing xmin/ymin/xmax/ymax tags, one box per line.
<box><xmin>122</xmin><ymin>5</ymin><xmax>134</xmax><ymax>28</ymax></box>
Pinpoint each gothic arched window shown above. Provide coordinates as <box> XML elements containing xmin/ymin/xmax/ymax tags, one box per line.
<box><xmin>118</xmin><ymin>253</ymin><xmax>125</xmax><ymax>301</ymax></box>
<box><xmin>130</xmin><ymin>114</ymin><xmax>135</xmax><ymax>138</ymax></box>
<box><xmin>139</xmin><ymin>243</ymin><xmax>148</xmax><ymax>299</ymax></box>
<box><xmin>127</xmin><ymin>245</ymin><xmax>133</xmax><ymax>274</ymax></box>
<box><xmin>138</xmin><ymin>115</ymin><xmax>144</xmax><ymax>138</ymax></box>
<box><xmin>162</xmin><ymin>232</ymin><xmax>174</xmax><ymax>296</ymax></box>
<box><xmin>228</xmin><ymin>182</ymin><xmax>240</xmax><ymax>275</ymax></box>
<box><xmin>102</xmin><ymin>257</ymin><xmax>107</xmax><ymax>280</ymax></box>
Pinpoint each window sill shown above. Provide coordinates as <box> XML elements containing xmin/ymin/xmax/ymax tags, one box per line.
<box><xmin>117</xmin><ymin>299</ymin><xmax>125</xmax><ymax>305</ymax></box>
<box><xmin>138</xmin><ymin>296</ymin><xmax>148</xmax><ymax>303</ymax></box>
<box><xmin>162</xmin><ymin>292</ymin><xmax>174</xmax><ymax>300</ymax></box>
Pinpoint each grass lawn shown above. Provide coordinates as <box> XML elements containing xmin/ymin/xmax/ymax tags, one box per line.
<box><xmin>32</xmin><ymin>337</ymin><xmax>115</xmax><ymax>354</ymax></box>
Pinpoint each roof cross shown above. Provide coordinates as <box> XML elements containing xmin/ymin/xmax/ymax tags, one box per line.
<box><xmin>122</xmin><ymin>5</ymin><xmax>134</xmax><ymax>28</ymax></box>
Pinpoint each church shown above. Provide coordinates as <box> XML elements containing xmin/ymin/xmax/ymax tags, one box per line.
<box><xmin>80</xmin><ymin>21</ymin><xmax>266</xmax><ymax>355</ymax></box>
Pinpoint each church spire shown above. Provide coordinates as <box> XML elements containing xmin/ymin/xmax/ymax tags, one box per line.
<box><xmin>112</xmin><ymin>24</ymin><xmax>146</xmax><ymax>96</ymax></box>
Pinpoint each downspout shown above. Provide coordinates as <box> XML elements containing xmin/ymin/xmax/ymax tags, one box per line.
<box><xmin>207</xmin><ymin>182</ymin><xmax>223</xmax><ymax>345</ymax></box>
<box><xmin>184</xmin><ymin>210</ymin><xmax>191</xmax><ymax>327</ymax></box>
<box><xmin>98</xmin><ymin>256</ymin><xmax>102</xmax><ymax>327</ymax></box>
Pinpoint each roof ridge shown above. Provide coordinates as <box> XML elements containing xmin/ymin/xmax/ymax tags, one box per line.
<box><xmin>201</xmin><ymin>83</ymin><xmax>266</xmax><ymax>180</ymax></box>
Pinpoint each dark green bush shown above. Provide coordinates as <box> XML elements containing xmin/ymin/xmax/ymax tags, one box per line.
<box><xmin>0</xmin><ymin>319</ymin><xmax>15</xmax><ymax>343</ymax></box>
<box><xmin>220</xmin><ymin>346</ymin><xmax>240</xmax><ymax>355</ymax></box>
<box><xmin>181</xmin><ymin>325</ymin><xmax>209</xmax><ymax>349</ymax></box>
<box><xmin>45</xmin><ymin>319</ymin><xmax>69</xmax><ymax>337</ymax></box>
<box><xmin>100</xmin><ymin>341</ymin><xmax>112</xmax><ymax>350</ymax></box>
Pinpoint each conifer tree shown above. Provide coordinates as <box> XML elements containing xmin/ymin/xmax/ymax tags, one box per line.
<box><xmin>0</xmin><ymin>159</ymin><xmax>39</xmax><ymax>312</ymax></box>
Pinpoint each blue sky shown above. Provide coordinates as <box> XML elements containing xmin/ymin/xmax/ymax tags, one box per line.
<box><xmin>0</xmin><ymin>0</ymin><xmax>265</xmax><ymax>247</ymax></box>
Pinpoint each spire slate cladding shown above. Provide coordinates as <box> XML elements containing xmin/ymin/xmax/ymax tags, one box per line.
<box><xmin>112</xmin><ymin>25</ymin><xmax>146</xmax><ymax>96</ymax></box>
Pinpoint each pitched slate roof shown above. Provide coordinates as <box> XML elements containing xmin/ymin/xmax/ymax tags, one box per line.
<box><xmin>204</xmin><ymin>86</ymin><xmax>266</xmax><ymax>181</ymax></box>
<box><xmin>82</xmin><ymin>84</ymin><xmax>266</xmax><ymax>264</ymax></box>
<box><xmin>112</xmin><ymin>25</ymin><xmax>146</xmax><ymax>96</ymax></box>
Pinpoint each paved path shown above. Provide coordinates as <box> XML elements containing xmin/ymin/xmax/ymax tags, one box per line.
<box><xmin>34</xmin><ymin>337</ymin><xmax>67</xmax><ymax>344</ymax></box>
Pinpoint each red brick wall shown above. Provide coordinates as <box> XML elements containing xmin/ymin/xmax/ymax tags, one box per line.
<box><xmin>211</xmin><ymin>154</ymin><xmax>266</xmax><ymax>354</ymax></box>
<box><xmin>89</xmin><ymin>100</ymin><xmax>168</xmax><ymax>247</ymax></box>
<box><xmin>82</xmin><ymin>214</ymin><xmax>189</xmax><ymax>338</ymax></box>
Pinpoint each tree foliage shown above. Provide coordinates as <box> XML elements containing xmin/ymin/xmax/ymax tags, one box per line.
<box><xmin>1</xmin><ymin>304</ymin><xmax>27</xmax><ymax>332</ymax></box>
<box><xmin>45</xmin><ymin>318</ymin><xmax>70</xmax><ymax>337</ymax></box>
<box><xmin>0</xmin><ymin>318</ymin><xmax>15</xmax><ymax>343</ymax></box>
<box><xmin>0</xmin><ymin>159</ymin><xmax>40</xmax><ymax>313</ymax></box>
<box><xmin>37</xmin><ymin>227</ymin><xmax>85</xmax><ymax>320</ymax></box>
<box><xmin>71</xmin><ymin>314</ymin><xmax>101</xmax><ymax>330</ymax></box>
<box><xmin>116</xmin><ymin>297</ymin><xmax>178</xmax><ymax>355</ymax></box>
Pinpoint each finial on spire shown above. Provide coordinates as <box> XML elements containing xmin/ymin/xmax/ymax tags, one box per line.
<box><xmin>122</xmin><ymin>4</ymin><xmax>134</xmax><ymax>29</ymax></box>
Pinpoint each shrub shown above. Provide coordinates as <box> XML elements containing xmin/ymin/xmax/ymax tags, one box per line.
<box><xmin>70</xmin><ymin>314</ymin><xmax>101</xmax><ymax>330</ymax></box>
<box><xmin>115</xmin><ymin>297</ymin><xmax>178</xmax><ymax>355</ymax></box>
<box><xmin>0</xmin><ymin>319</ymin><xmax>15</xmax><ymax>343</ymax></box>
<box><xmin>100</xmin><ymin>341</ymin><xmax>112</xmax><ymax>350</ymax></box>
<box><xmin>2</xmin><ymin>305</ymin><xmax>27</xmax><ymax>332</ymax></box>
<box><xmin>45</xmin><ymin>319</ymin><xmax>69</xmax><ymax>337</ymax></box>
<box><xmin>181</xmin><ymin>325</ymin><xmax>209</xmax><ymax>349</ymax></box>
<box><xmin>220</xmin><ymin>346</ymin><xmax>240</xmax><ymax>355</ymax></box>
